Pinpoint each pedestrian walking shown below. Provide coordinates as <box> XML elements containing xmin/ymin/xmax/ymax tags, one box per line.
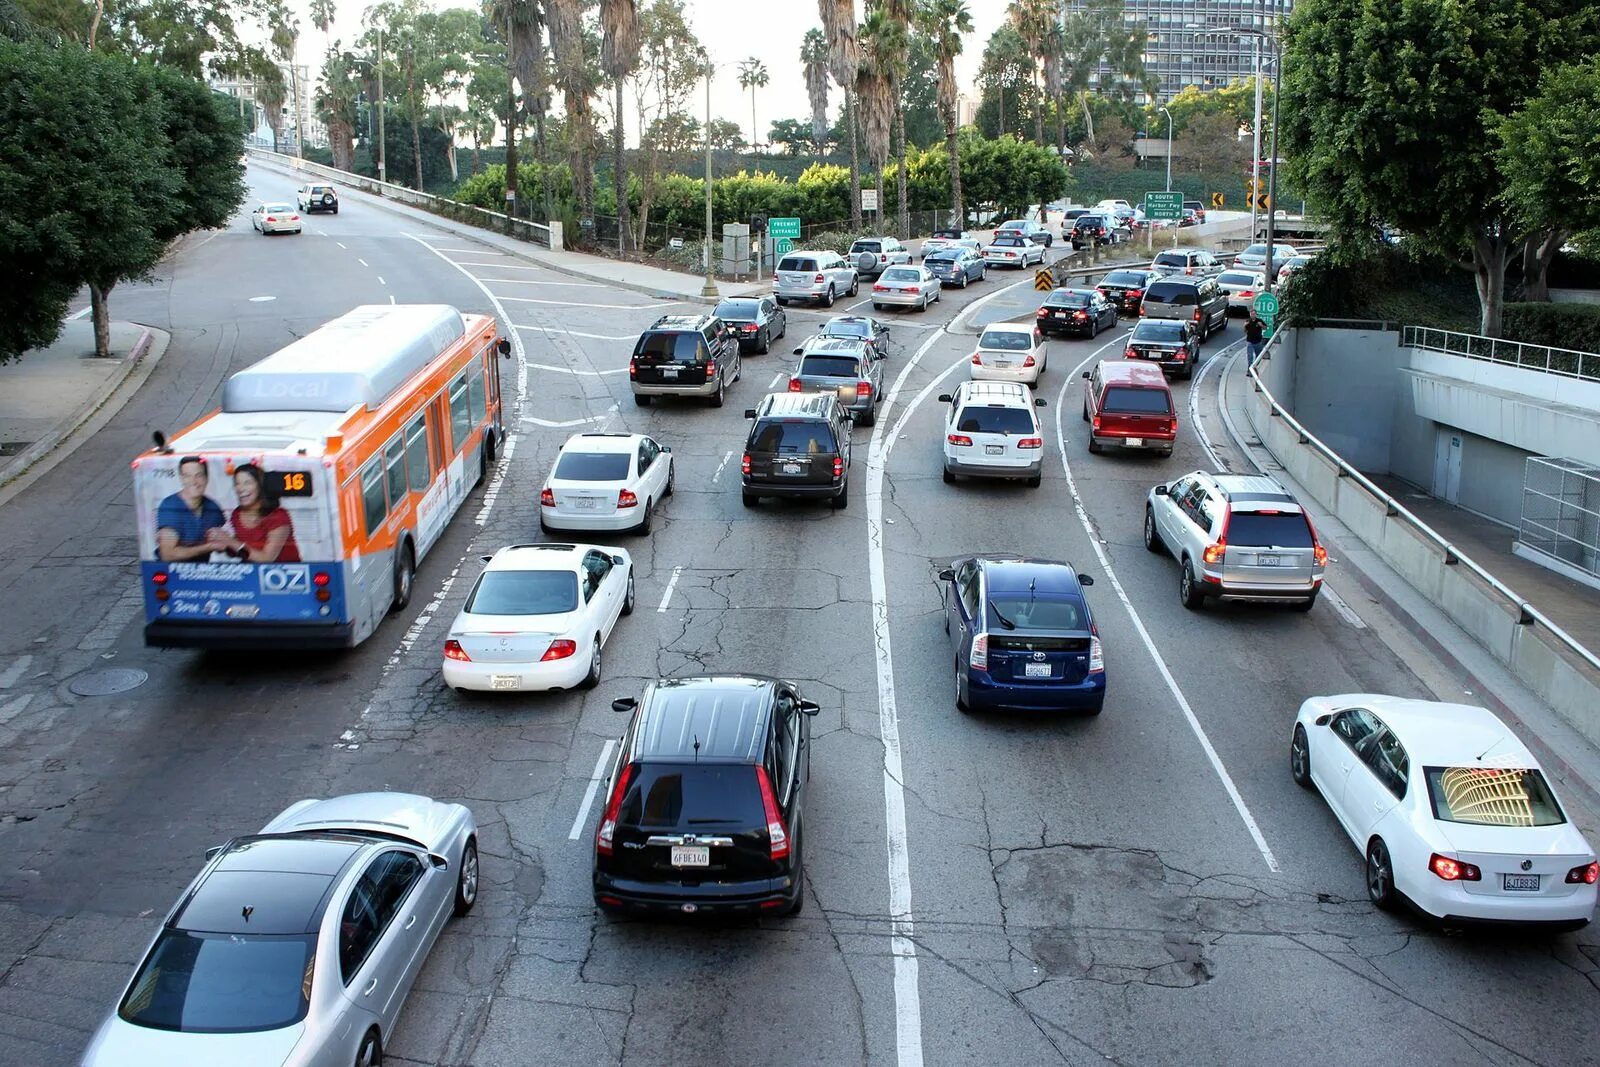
<box><xmin>1245</xmin><ymin>313</ymin><xmax>1266</xmax><ymax>364</ymax></box>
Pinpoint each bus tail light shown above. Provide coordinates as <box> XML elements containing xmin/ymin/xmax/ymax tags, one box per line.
<box><xmin>617</xmin><ymin>489</ymin><xmax>638</xmax><ymax>509</ymax></box>
<box><xmin>541</xmin><ymin>639</ymin><xmax>578</xmax><ymax>661</ymax></box>
<box><xmin>444</xmin><ymin>640</ymin><xmax>471</xmax><ymax>662</ymax></box>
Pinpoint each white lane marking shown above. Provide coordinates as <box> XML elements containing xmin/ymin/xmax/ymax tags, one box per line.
<box><xmin>568</xmin><ymin>739</ymin><xmax>618</xmax><ymax>840</ymax></box>
<box><xmin>1052</xmin><ymin>358</ymin><xmax>1281</xmax><ymax>873</ymax></box>
<box><xmin>514</xmin><ymin>324</ymin><xmax>635</xmax><ymax>341</ymax></box>
<box><xmin>711</xmin><ymin>450</ymin><xmax>734</xmax><ymax>484</ymax></box>
<box><xmin>358</xmin><ymin>258</ymin><xmax>369</xmax><ymax>267</ymax></box>
<box><xmin>0</xmin><ymin>655</ymin><xmax>32</xmax><ymax>689</ymax></box>
<box><xmin>79</xmin><ymin>587</ymin><xmax>144</xmax><ymax>651</ymax></box>
<box><xmin>497</xmin><ymin>295</ymin><xmax>678</xmax><ymax>310</ymax></box>
<box><xmin>656</xmin><ymin>565</ymin><xmax>683</xmax><ymax>613</ymax></box>
<box><xmin>477</xmin><ymin>278</ymin><xmax>611</xmax><ymax>288</ymax></box>
<box><xmin>525</xmin><ymin>361</ymin><xmax>627</xmax><ymax>377</ymax></box>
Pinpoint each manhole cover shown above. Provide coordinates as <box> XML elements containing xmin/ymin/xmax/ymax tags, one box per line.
<box><xmin>69</xmin><ymin>668</ymin><xmax>149</xmax><ymax>696</ymax></box>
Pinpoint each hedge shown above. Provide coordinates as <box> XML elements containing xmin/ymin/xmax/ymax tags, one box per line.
<box><xmin>1501</xmin><ymin>302</ymin><xmax>1600</xmax><ymax>362</ymax></box>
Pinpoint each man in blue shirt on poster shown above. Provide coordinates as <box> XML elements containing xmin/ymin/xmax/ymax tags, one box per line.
<box><xmin>155</xmin><ymin>456</ymin><xmax>226</xmax><ymax>561</ymax></box>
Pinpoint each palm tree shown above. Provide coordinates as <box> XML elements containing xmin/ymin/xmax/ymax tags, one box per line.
<box><xmin>856</xmin><ymin>6</ymin><xmax>904</xmax><ymax>230</ymax></box>
<box><xmin>919</xmin><ymin>0</ymin><xmax>972</xmax><ymax>227</ymax></box>
<box><xmin>547</xmin><ymin>0</ymin><xmax>596</xmax><ymax>224</ymax></box>
<box><xmin>818</xmin><ymin>0</ymin><xmax>861</xmax><ymax>227</ymax></box>
<box><xmin>737</xmin><ymin>57</ymin><xmax>769</xmax><ymax>154</ymax></box>
<box><xmin>601</xmin><ymin>0</ymin><xmax>641</xmax><ymax>252</ymax></box>
<box><xmin>801</xmin><ymin>28</ymin><xmax>830</xmax><ymax>153</ymax></box>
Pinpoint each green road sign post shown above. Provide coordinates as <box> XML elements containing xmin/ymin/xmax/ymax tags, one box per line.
<box><xmin>1252</xmin><ymin>291</ymin><xmax>1280</xmax><ymax>328</ymax></box>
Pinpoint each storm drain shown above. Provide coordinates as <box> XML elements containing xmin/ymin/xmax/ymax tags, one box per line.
<box><xmin>69</xmin><ymin>668</ymin><xmax>149</xmax><ymax>696</ymax></box>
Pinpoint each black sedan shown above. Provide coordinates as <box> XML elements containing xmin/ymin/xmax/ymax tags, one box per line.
<box><xmin>1036</xmin><ymin>287</ymin><xmax>1118</xmax><ymax>338</ymax></box>
<box><xmin>924</xmin><ymin>247</ymin><xmax>987</xmax><ymax>289</ymax></box>
<box><xmin>1124</xmin><ymin>317</ymin><xmax>1201</xmax><ymax>378</ymax></box>
<box><xmin>714</xmin><ymin>296</ymin><xmax>787</xmax><ymax>354</ymax></box>
<box><xmin>1095</xmin><ymin>268</ymin><xmax>1160</xmax><ymax>314</ymax></box>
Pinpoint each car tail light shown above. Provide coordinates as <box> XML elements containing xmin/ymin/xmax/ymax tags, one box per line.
<box><xmin>787</xmin><ymin>378</ymin><xmax>803</xmax><ymax>392</ymax></box>
<box><xmin>1566</xmin><ymin>861</ymin><xmax>1599</xmax><ymax>884</ymax></box>
<box><xmin>1125</xmin><ymin>347</ymin><xmax>1137</xmax><ymax>359</ymax></box>
<box><xmin>755</xmin><ymin>765</ymin><xmax>790</xmax><ymax>860</ymax></box>
<box><xmin>856</xmin><ymin>381</ymin><xmax>872</xmax><ymax>397</ymax></box>
<box><xmin>1203</xmin><ymin>542</ymin><xmax>1226</xmax><ymax>565</ymax></box>
<box><xmin>1022</xmin><ymin>355</ymin><xmax>1036</xmax><ymax>368</ymax></box>
<box><xmin>969</xmin><ymin>633</ymin><xmax>988</xmax><ymax>671</ymax></box>
<box><xmin>833</xmin><ymin>456</ymin><xmax>844</xmax><ymax>478</ymax></box>
<box><xmin>1018</xmin><ymin>437</ymin><xmax>1042</xmax><ymax>449</ymax></box>
<box><xmin>1428</xmin><ymin>853</ymin><xmax>1481</xmax><ymax>881</ymax></box>
<box><xmin>814</xmin><ymin>273</ymin><xmax>826</xmax><ymax>283</ymax></box>
<box><xmin>444</xmin><ymin>640</ymin><xmax>471</xmax><ymax>662</ymax></box>
<box><xmin>741</xmin><ymin>453</ymin><xmax>751</xmax><ymax>475</ymax></box>
<box><xmin>617</xmin><ymin>489</ymin><xmax>638</xmax><ymax>509</ymax></box>
<box><xmin>1088</xmin><ymin>636</ymin><xmax>1104</xmax><ymax>673</ymax></box>
<box><xmin>541</xmin><ymin>639</ymin><xmax>578</xmax><ymax>661</ymax></box>
<box><xmin>540</xmin><ymin>487</ymin><xmax>555</xmax><ymax>507</ymax></box>
<box><xmin>947</xmin><ymin>433</ymin><xmax>973</xmax><ymax>447</ymax></box>
<box><xmin>595</xmin><ymin>762</ymin><xmax>637</xmax><ymax>856</ymax></box>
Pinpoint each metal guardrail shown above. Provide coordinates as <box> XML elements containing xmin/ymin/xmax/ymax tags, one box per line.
<box><xmin>1402</xmin><ymin>325</ymin><xmax>1600</xmax><ymax>382</ymax></box>
<box><xmin>247</xmin><ymin>148</ymin><xmax>554</xmax><ymax>249</ymax></box>
<box><xmin>1248</xmin><ymin>326</ymin><xmax>1600</xmax><ymax>676</ymax></box>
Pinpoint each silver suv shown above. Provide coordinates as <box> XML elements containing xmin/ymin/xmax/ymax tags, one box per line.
<box><xmin>775</xmin><ymin>250</ymin><xmax>859</xmax><ymax>308</ymax></box>
<box><xmin>848</xmin><ymin>236</ymin><xmax>912</xmax><ymax>278</ymax></box>
<box><xmin>1144</xmin><ymin>471</ymin><xmax>1327</xmax><ymax>611</ymax></box>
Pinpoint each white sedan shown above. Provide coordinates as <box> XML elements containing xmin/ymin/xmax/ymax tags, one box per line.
<box><xmin>871</xmin><ymin>265</ymin><xmax>942</xmax><ymax>312</ymax></box>
<box><xmin>1291</xmin><ymin>694</ymin><xmax>1597</xmax><ymax>929</ymax></box>
<box><xmin>250</xmin><ymin>201</ymin><xmax>302</xmax><ymax>235</ymax></box>
<box><xmin>443</xmin><ymin>543</ymin><xmax>634</xmax><ymax>692</ymax></box>
<box><xmin>969</xmin><ymin>322</ymin><xmax>1047</xmax><ymax>384</ymax></box>
<box><xmin>539</xmin><ymin>431</ymin><xmax>673</xmax><ymax>534</ymax></box>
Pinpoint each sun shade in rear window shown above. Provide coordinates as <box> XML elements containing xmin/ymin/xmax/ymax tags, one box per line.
<box><xmin>1101</xmin><ymin>387</ymin><xmax>1172</xmax><ymax>415</ymax></box>
<box><xmin>1225</xmin><ymin>512</ymin><xmax>1313</xmax><ymax>548</ymax></box>
<box><xmin>955</xmin><ymin>407</ymin><xmax>1034</xmax><ymax>434</ymax></box>
<box><xmin>467</xmin><ymin>570</ymin><xmax>579</xmax><ymax>615</ymax></box>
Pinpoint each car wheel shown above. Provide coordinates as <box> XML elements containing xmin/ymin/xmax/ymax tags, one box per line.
<box><xmin>453</xmin><ymin>837</ymin><xmax>479</xmax><ymax>915</ymax></box>
<box><xmin>581</xmin><ymin>636</ymin><xmax>602</xmax><ymax>689</ymax></box>
<box><xmin>1366</xmin><ymin>838</ymin><xmax>1399</xmax><ymax>911</ymax></box>
<box><xmin>633</xmin><ymin>394</ymin><xmax>651</xmax><ymax>407</ymax></box>
<box><xmin>741</xmin><ymin>490</ymin><xmax>759</xmax><ymax>508</ymax></box>
<box><xmin>942</xmin><ymin>467</ymin><xmax>955</xmax><ymax>484</ymax></box>
<box><xmin>355</xmin><ymin>1029</ymin><xmax>382</xmax><ymax>1067</ymax></box>
<box><xmin>824</xmin><ymin>286</ymin><xmax>836</xmax><ymax>308</ymax></box>
<box><xmin>390</xmin><ymin>543</ymin><xmax>415</xmax><ymax>613</ymax></box>
<box><xmin>1290</xmin><ymin>725</ymin><xmax>1312</xmax><ymax>789</ymax></box>
<box><xmin>1179</xmin><ymin>560</ymin><xmax>1205</xmax><ymax>610</ymax></box>
<box><xmin>634</xmin><ymin>500</ymin><xmax>652</xmax><ymax>535</ymax></box>
<box><xmin>1144</xmin><ymin>507</ymin><xmax>1164</xmax><ymax>554</ymax></box>
<box><xmin>622</xmin><ymin>571</ymin><xmax>636</xmax><ymax>615</ymax></box>
<box><xmin>757</xmin><ymin>328</ymin><xmax>769</xmax><ymax>354</ymax></box>
<box><xmin>710</xmin><ymin>374</ymin><xmax>724</xmax><ymax>408</ymax></box>
<box><xmin>954</xmin><ymin>659</ymin><xmax>971</xmax><ymax>713</ymax></box>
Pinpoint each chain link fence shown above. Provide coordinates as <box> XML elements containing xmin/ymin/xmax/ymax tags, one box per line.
<box><xmin>1519</xmin><ymin>457</ymin><xmax>1600</xmax><ymax>583</ymax></box>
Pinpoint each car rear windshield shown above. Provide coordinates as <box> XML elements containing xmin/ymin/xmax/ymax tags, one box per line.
<box><xmin>851</xmin><ymin>241</ymin><xmax>882</xmax><ymax>253</ymax></box>
<box><xmin>1145</xmin><ymin>283</ymin><xmax>1198</xmax><ymax>305</ymax></box>
<box><xmin>1046</xmin><ymin>291</ymin><xmax>1091</xmax><ymax>308</ymax></box>
<box><xmin>1219</xmin><ymin>272</ymin><xmax>1260</xmax><ymax>286</ymax></box>
<box><xmin>989</xmin><ymin>595</ymin><xmax>1085</xmax><ymax>631</ymax></box>
<box><xmin>554</xmin><ymin>451</ymin><xmax>630</xmax><ymax>481</ymax></box>
<box><xmin>778</xmin><ymin>257</ymin><xmax>817</xmax><ymax>272</ymax></box>
<box><xmin>1131</xmin><ymin>320</ymin><xmax>1188</xmax><ymax>342</ymax></box>
<box><xmin>467</xmin><ymin>570</ymin><xmax>579</xmax><ymax>615</ymax></box>
<box><xmin>1101</xmin><ymin>271</ymin><xmax>1146</xmax><ymax>286</ymax></box>
<box><xmin>621</xmin><ymin>764</ymin><xmax>764</xmax><ymax>829</ymax></box>
<box><xmin>1154</xmin><ymin>252</ymin><xmax>1191</xmax><ymax>267</ymax></box>
<box><xmin>1101</xmin><ymin>386</ymin><xmax>1171</xmax><ymax>415</ymax></box>
<box><xmin>752</xmin><ymin>419</ymin><xmax>836</xmax><ymax>454</ymax></box>
<box><xmin>634</xmin><ymin>332</ymin><xmax>703</xmax><ymax>362</ymax></box>
<box><xmin>979</xmin><ymin>330</ymin><xmax>1032</xmax><ymax>351</ymax></box>
<box><xmin>119</xmin><ymin>930</ymin><xmax>314</xmax><ymax>1034</ymax></box>
<box><xmin>1423</xmin><ymin>766</ymin><xmax>1565</xmax><ymax>827</ymax></box>
<box><xmin>955</xmin><ymin>406</ymin><xmax>1034</xmax><ymax>434</ymax></box>
<box><xmin>1226</xmin><ymin>512</ymin><xmax>1314</xmax><ymax>548</ymax></box>
<box><xmin>800</xmin><ymin>355</ymin><xmax>861</xmax><ymax>378</ymax></box>
<box><xmin>714</xmin><ymin>299</ymin><xmax>759</xmax><ymax>320</ymax></box>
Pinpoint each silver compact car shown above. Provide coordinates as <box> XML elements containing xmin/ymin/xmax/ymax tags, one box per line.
<box><xmin>83</xmin><ymin>793</ymin><xmax>479</xmax><ymax>1067</ymax></box>
<box><xmin>871</xmin><ymin>264</ymin><xmax>942</xmax><ymax>312</ymax></box>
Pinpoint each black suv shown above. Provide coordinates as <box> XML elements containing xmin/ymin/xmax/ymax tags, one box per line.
<box><xmin>594</xmin><ymin>676</ymin><xmax>820</xmax><ymax>916</ymax></box>
<box><xmin>741</xmin><ymin>392</ymin><xmax>853</xmax><ymax>510</ymax></box>
<box><xmin>630</xmin><ymin>313</ymin><xmax>742</xmax><ymax>408</ymax></box>
<box><xmin>1071</xmin><ymin>214</ymin><xmax>1115</xmax><ymax>249</ymax></box>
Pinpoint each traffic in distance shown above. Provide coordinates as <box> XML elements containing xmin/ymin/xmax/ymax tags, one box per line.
<box><xmin>91</xmin><ymin>186</ymin><xmax>1596</xmax><ymax>1065</ymax></box>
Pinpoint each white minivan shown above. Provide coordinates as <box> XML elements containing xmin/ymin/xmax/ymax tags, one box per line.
<box><xmin>936</xmin><ymin>380</ymin><xmax>1048</xmax><ymax>487</ymax></box>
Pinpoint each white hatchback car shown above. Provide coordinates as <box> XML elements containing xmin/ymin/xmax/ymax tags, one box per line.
<box><xmin>937</xmin><ymin>380</ymin><xmax>1047</xmax><ymax>487</ymax></box>
<box><xmin>970</xmin><ymin>322</ymin><xmax>1047</xmax><ymax>384</ymax></box>
<box><xmin>539</xmin><ymin>432</ymin><xmax>673</xmax><ymax>535</ymax></box>
<box><xmin>443</xmin><ymin>543</ymin><xmax>634</xmax><ymax>692</ymax></box>
<box><xmin>1291</xmin><ymin>694</ymin><xmax>1597</xmax><ymax>930</ymax></box>
<box><xmin>250</xmin><ymin>202</ymin><xmax>302</xmax><ymax>235</ymax></box>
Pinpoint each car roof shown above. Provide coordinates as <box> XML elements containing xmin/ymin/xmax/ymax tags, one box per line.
<box><xmin>975</xmin><ymin>556</ymin><xmax>1087</xmax><ymax>596</ymax></box>
<box><xmin>485</xmin><ymin>543</ymin><xmax>589</xmax><ymax>570</ymax></box>
<box><xmin>561</xmin><ymin>431</ymin><xmax>643</xmax><ymax>454</ymax></box>
<box><xmin>175</xmin><ymin>835</ymin><xmax>369</xmax><ymax>935</ymax></box>
<box><xmin>757</xmin><ymin>391</ymin><xmax>837</xmax><ymax>418</ymax></box>
<box><xmin>632</xmin><ymin>676</ymin><xmax>777</xmax><ymax>763</ymax></box>
<box><xmin>956</xmin><ymin>380</ymin><xmax>1034</xmax><ymax>405</ymax></box>
<box><xmin>1334</xmin><ymin>696</ymin><xmax>1537</xmax><ymax>767</ymax></box>
<box><xmin>1098</xmin><ymin>360</ymin><xmax>1170</xmax><ymax>385</ymax></box>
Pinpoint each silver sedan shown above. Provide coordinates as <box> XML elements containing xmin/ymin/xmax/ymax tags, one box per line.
<box><xmin>871</xmin><ymin>264</ymin><xmax>942</xmax><ymax>312</ymax></box>
<box><xmin>83</xmin><ymin>793</ymin><xmax>479</xmax><ymax>1067</ymax></box>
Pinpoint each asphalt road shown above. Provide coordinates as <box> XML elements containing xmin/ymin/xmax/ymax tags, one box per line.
<box><xmin>0</xmin><ymin>167</ymin><xmax>1594</xmax><ymax>1067</ymax></box>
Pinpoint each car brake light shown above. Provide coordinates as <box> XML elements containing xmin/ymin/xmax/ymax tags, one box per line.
<box><xmin>1203</xmin><ymin>542</ymin><xmax>1226</xmax><ymax>565</ymax></box>
<box><xmin>1125</xmin><ymin>347</ymin><xmax>1137</xmax><ymax>359</ymax></box>
<box><xmin>969</xmin><ymin>633</ymin><xmax>988</xmax><ymax>671</ymax></box>
<box><xmin>443</xmin><ymin>639</ymin><xmax>471</xmax><ymax>662</ymax></box>
<box><xmin>1567</xmin><ymin>861</ymin><xmax>1599</xmax><ymax>884</ymax></box>
<box><xmin>755</xmin><ymin>765</ymin><xmax>790</xmax><ymax>860</ymax></box>
<box><xmin>595</xmin><ymin>762</ymin><xmax>637</xmax><ymax>855</ymax></box>
<box><xmin>833</xmin><ymin>456</ymin><xmax>844</xmax><ymax>477</ymax></box>
<box><xmin>788</xmin><ymin>378</ymin><xmax>803</xmax><ymax>392</ymax></box>
<box><xmin>1088</xmin><ymin>636</ymin><xmax>1104</xmax><ymax>674</ymax></box>
<box><xmin>814</xmin><ymin>273</ymin><xmax>826</xmax><ymax>283</ymax></box>
<box><xmin>540</xmin><ymin>487</ymin><xmax>555</xmax><ymax>507</ymax></box>
<box><xmin>1428</xmin><ymin>853</ymin><xmax>1481</xmax><ymax>881</ymax></box>
<box><xmin>947</xmin><ymin>433</ymin><xmax>973</xmax><ymax>447</ymax></box>
<box><xmin>856</xmin><ymin>381</ymin><xmax>872</xmax><ymax>397</ymax></box>
<box><xmin>617</xmin><ymin>489</ymin><xmax>638</xmax><ymax>509</ymax></box>
<box><xmin>541</xmin><ymin>639</ymin><xmax>577</xmax><ymax>661</ymax></box>
<box><xmin>1018</xmin><ymin>437</ymin><xmax>1042</xmax><ymax>449</ymax></box>
<box><xmin>741</xmin><ymin>453</ymin><xmax>751</xmax><ymax>474</ymax></box>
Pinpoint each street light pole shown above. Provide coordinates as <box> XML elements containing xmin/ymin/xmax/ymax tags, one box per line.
<box><xmin>701</xmin><ymin>60</ymin><xmax>719</xmax><ymax>299</ymax></box>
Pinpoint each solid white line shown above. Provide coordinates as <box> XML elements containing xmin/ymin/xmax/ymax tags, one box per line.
<box><xmin>525</xmin><ymin>361</ymin><xmax>627</xmax><ymax>377</ymax></box>
<box><xmin>656</xmin><ymin>565</ymin><xmax>683</xmax><ymax>613</ymax></box>
<box><xmin>568</xmin><ymin>739</ymin><xmax>618</xmax><ymax>840</ymax></box>
<box><xmin>1051</xmin><ymin>359</ymin><xmax>1280</xmax><ymax>872</ymax></box>
<box><xmin>497</xmin><ymin>295</ymin><xmax>677</xmax><ymax>310</ymax></box>
<box><xmin>358</xmin><ymin>258</ymin><xmax>369</xmax><ymax>267</ymax></box>
<box><xmin>514</xmin><ymin>324</ymin><xmax>635</xmax><ymax>341</ymax></box>
<box><xmin>711</xmin><ymin>450</ymin><xmax>734</xmax><ymax>484</ymax></box>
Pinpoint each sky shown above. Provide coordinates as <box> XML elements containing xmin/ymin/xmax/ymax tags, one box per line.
<box><xmin>278</xmin><ymin>0</ymin><xmax>1010</xmax><ymax>144</ymax></box>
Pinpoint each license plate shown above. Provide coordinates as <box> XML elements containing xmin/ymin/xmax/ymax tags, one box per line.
<box><xmin>1024</xmin><ymin>662</ymin><xmax>1052</xmax><ymax>678</ymax></box>
<box><xmin>985</xmin><ymin>445</ymin><xmax>1004</xmax><ymax>455</ymax></box>
<box><xmin>490</xmin><ymin>675</ymin><xmax>518</xmax><ymax>690</ymax></box>
<box><xmin>671</xmin><ymin>845</ymin><xmax>710</xmax><ymax>867</ymax></box>
<box><xmin>1125</xmin><ymin>438</ymin><xmax>1143</xmax><ymax>448</ymax></box>
<box><xmin>1256</xmin><ymin>554</ymin><xmax>1283</xmax><ymax>566</ymax></box>
<box><xmin>661</xmin><ymin>366</ymin><xmax>679</xmax><ymax>378</ymax></box>
<box><xmin>574</xmin><ymin>498</ymin><xmax>598</xmax><ymax>510</ymax></box>
<box><xmin>782</xmin><ymin>462</ymin><xmax>803</xmax><ymax>475</ymax></box>
<box><xmin>1503</xmin><ymin>873</ymin><xmax>1540</xmax><ymax>891</ymax></box>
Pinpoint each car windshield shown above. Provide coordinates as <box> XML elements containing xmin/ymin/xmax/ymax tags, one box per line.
<box><xmin>979</xmin><ymin>330</ymin><xmax>1032</xmax><ymax>351</ymax></box>
<box><xmin>1101</xmin><ymin>387</ymin><xmax>1171</xmax><ymax>415</ymax></box>
<box><xmin>714</xmin><ymin>299</ymin><xmax>760</xmax><ymax>320</ymax></box>
<box><xmin>1132</xmin><ymin>321</ymin><xmax>1189</xmax><ymax>342</ymax></box>
<box><xmin>955</xmin><ymin>406</ymin><xmax>1034</xmax><ymax>434</ymax></box>
<box><xmin>119</xmin><ymin>930</ymin><xmax>315</xmax><ymax>1034</ymax></box>
<box><xmin>882</xmin><ymin>268</ymin><xmax>920</xmax><ymax>282</ymax></box>
<box><xmin>778</xmin><ymin>257</ymin><xmax>816</xmax><ymax>272</ymax></box>
<box><xmin>621</xmin><ymin>764</ymin><xmax>764</xmax><ymax>829</ymax></box>
<box><xmin>1424</xmin><ymin>766</ymin><xmax>1567</xmax><ymax>827</ymax></box>
<box><xmin>753</xmin><ymin>420</ymin><xmax>836</xmax><ymax>455</ymax></box>
<box><xmin>1226</xmin><ymin>512</ymin><xmax>1314</xmax><ymax>548</ymax></box>
<box><xmin>553</xmin><ymin>451</ymin><xmax>630</xmax><ymax>481</ymax></box>
<box><xmin>467</xmin><ymin>570</ymin><xmax>579</xmax><ymax>615</ymax></box>
<box><xmin>1101</xmin><ymin>271</ymin><xmax>1146</xmax><ymax>286</ymax></box>
<box><xmin>1146</xmin><ymin>285</ymin><xmax>1198</xmax><ymax>306</ymax></box>
<box><xmin>635</xmin><ymin>332</ymin><xmax>703</xmax><ymax>362</ymax></box>
<box><xmin>987</xmin><ymin>595</ymin><xmax>1085</xmax><ymax>631</ymax></box>
<box><xmin>1219</xmin><ymin>272</ymin><xmax>1260</xmax><ymax>286</ymax></box>
<box><xmin>799</xmin><ymin>355</ymin><xmax>861</xmax><ymax>378</ymax></box>
<box><xmin>1047</xmin><ymin>292</ymin><xmax>1092</xmax><ymax>308</ymax></box>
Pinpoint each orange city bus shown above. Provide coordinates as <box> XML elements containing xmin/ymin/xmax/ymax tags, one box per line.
<box><xmin>132</xmin><ymin>304</ymin><xmax>510</xmax><ymax>648</ymax></box>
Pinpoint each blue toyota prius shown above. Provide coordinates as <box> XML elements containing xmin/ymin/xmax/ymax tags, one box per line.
<box><xmin>939</xmin><ymin>555</ymin><xmax>1105</xmax><ymax>714</ymax></box>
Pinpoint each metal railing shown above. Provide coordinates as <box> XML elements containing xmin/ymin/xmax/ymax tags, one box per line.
<box><xmin>1248</xmin><ymin>326</ymin><xmax>1600</xmax><ymax>676</ymax></box>
<box><xmin>246</xmin><ymin>148</ymin><xmax>554</xmax><ymax>249</ymax></box>
<box><xmin>1402</xmin><ymin>325</ymin><xmax>1600</xmax><ymax>382</ymax></box>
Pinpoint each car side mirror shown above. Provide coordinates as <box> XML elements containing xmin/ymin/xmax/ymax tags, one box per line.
<box><xmin>611</xmin><ymin>554</ymin><xmax>626</xmax><ymax>566</ymax></box>
<box><xmin>205</xmin><ymin>844</ymin><xmax>225</xmax><ymax>861</ymax></box>
<box><xmin>1153</xmin><ymin>484</ymin><xmax>1169</xmax><ymax>496</ymax></box>
<box><xmin>496</xmin><ymin>338</ymin><xmax>511</xmax><ymax>357</ymax></box>
<box><xmin>611</xmin><ymin>697</ymin><xmax>637</xmax><ymax>713</ymax></box>
<box><xmin>937</xmin><ymin>393</ymin><xmax>952</xmax><ymax>403</ymax></box>
<box><xmin>937</xmin><ymin>567</ymin><xmax>955</xmax><ymax>581</ymax></box>
<box><xmin>798</xmin><ymin>699</ymin><xmax>821</xmax><ymax>716</ymax></box>
<box><xmin>743</xmin><ymin>409</ymin><xmax>757</xmax><ymax>419</ymax></box>
<box><xmin>428</xmin><ymin>853</ymin><xmax>450</xmax><ymax>871</ymax></box>
<box><xmin>1034</xmin><ymin>398</ymin><xmax>1047</xmax><ymax>407</ymax></box>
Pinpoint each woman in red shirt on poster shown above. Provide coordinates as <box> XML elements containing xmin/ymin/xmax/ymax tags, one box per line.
<box><xmin>209</xmin><ymin>463</ymin><xmax>302</xmax><ymax>562</ymax></box>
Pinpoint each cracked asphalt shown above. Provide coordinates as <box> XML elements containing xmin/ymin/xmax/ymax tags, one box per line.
<box><xmin>0</xmin><ymin>164</ymin><xmax>1594</xmax><ymax>1066</ymax></box>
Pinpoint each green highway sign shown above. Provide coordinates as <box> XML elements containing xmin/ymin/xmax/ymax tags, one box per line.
<box><xmin>1143</xmin><ymin>191</ymin><xmax>1184</xmax><ymax>221</ymax></box>
<box><xmin>769</xmin><ymin>217</ymin><xmax>801</xmax><ymax>239</ymax></box>
<box><xmin>1252</xmin><ymin>291</ymin><xmax>1280</xmax><ymax>325</ymax></box>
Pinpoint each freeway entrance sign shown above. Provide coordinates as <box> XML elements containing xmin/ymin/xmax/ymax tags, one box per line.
<box><xmin>769</xmin><ymin>217</ymin><xmax>801</xmax><ymax>240</ymax></box>
<box><xmin>1143</xmin><ymin>191</ymin><xmax>1183</xmax><ymax>221</ymax></box>
<box><xmin>1252</xmin><ymin>291</ymin><xmax>1280</xmax><ymax>327</ymax></box>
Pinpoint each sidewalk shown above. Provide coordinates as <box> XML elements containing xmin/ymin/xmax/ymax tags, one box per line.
<box><xmin>0</xmin><ymin>319</ymin><xmax>169</xmax><ymax>499</ymax></box>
